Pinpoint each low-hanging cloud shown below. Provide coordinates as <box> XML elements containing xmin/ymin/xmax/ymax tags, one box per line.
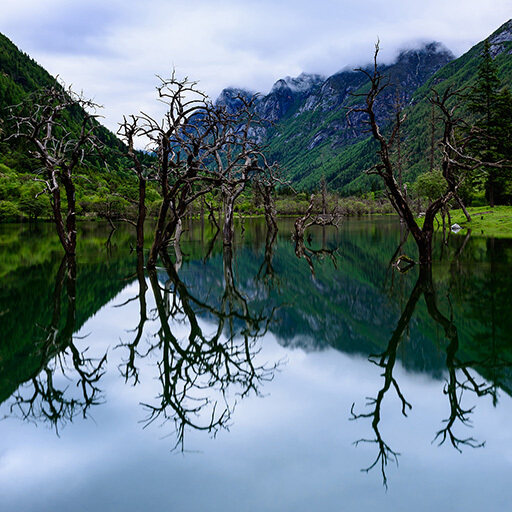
<box><xmin>1</xmin><ymin>0</ymin><xmax>511</xmax><ymax>135</ymax></box>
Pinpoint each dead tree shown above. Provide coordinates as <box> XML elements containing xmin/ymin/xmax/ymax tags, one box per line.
<box><xmin>210</xmin><ymin>96</ymin><xmax>271</xmax><ymax>246</ymax></box>
<box><xmin>126</xmin><ymin>75</ymin><xmax>221</xmax><ymax>269</ymax></box>
<box><xmin>348</xmin><ymin>44</ymin><xmax>483</xmax><ymax>264</ymax></box>
<box><xmin>7</xmin><ymin>83</ymin><xmax>103</xmax><ymax>255</ymax></box>
<box><xmin>293</xmin><ymin>194</ymin><xmax>341</xmax><ymax>241</ymax></box>
<box><xmin>254</xmin><ymin>162</ymin><xmax>286</xmax><ymax>235</ymax></box>
<box><xmin>117</xmin><ymin>116</ymin><xmax>156</xmax><ymax>252</ymax></box>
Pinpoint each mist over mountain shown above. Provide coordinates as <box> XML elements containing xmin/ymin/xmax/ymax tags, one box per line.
<box><xmin>217</xmin><ymin>20</ymin><xmax>512</xmax><ymax>193</ymax></box>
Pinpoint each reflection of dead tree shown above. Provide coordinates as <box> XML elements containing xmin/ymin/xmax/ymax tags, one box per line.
<box><xmin>350</xmin><ymin>272</ymin><xmax>422</xmax><ymax>488</ymax></box>
<box><xmin>352</xmin><ymin>263</ymin><xmax>507</xmax><ymax>487</ymax></box>
<box><xmin>8</xmin><ymin>255</ymin><xmax>107</xmax><ymax>432</ymax></box>
<box><xmin>7</xmin><ymin>84</ymin><xmax>104</xmax><ymax>255</ymax></box>
<box><xmin>294</xmin><ymin>237</ymin><xmax>338</xmax><ymax>278</ymax></box>
<box><xmin>140</xmin><ymin>247</ymin><xmax>277</xmax><ymax>449</ymax></box>
<box><xmin>257</xmin><ymin>228</ymin><xmax>278</xmax><ymax>287</ymax></box>
<box><xmin>422</xmin><ymin>272</ymin><xmax>492</xmax><ymax>451</ymax></box>
<box><xmin>116</xmin><ymin>251</ymin><xmax>148</xmax><ymax>385</ymax></box>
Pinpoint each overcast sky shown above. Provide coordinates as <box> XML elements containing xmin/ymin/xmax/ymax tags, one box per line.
<box><xmin>1</xmin><ymin>0</ymin><xmax>511</xmax><ymax>133</ymax></box>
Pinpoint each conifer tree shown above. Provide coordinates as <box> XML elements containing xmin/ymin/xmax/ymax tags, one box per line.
<box><xmin>468</xmin><ymin>39</ymin><xmax>511</xmax><ymax>206</ymax></box>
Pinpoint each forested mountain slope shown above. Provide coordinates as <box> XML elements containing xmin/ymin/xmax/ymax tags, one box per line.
<box><xmin>0</xmin><ymin>33</ymin><xmax>149</xmax><ymax>221</ymax></box>
<box><xmin>217</xmin><ymin>19</ymin><xmax>512</xmax><ymax>194</ymax></box>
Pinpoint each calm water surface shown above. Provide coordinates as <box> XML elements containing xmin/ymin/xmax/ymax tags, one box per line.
<box><xmin>1</xmin><ymin>217</ymin><xmax>512</xmax><ymax>511</ymax></box>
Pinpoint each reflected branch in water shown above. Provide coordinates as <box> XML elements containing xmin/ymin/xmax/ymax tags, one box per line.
<box><xmin>422</xmin><ymin>272</ymin><xmax>489</xmax><ymax>451</ymax></box>
<box><xmin>7</xmin><ymin>255</ymin><xmax>107</xmax><ymax>433</ymax></box>
<box><xmin>350</xmin><ymin>270</ymin><xmax>422</xmax><ymax>488</ymax></box>
<box><xmin>351</xmin><ymin>262</ymin><xmax>510</xmax><ymax>487</ymax></box>
<box><xmin>115</xmin><ymin>250</ymin><xmax>148</xmax><ymax>385</ymax></box>
<box><xmin>135</xmin><ymin>245</ymin><xmax>278</xmax><ymax>450</ymax></box>
<box><xmin>293</xmin><ymin>235</ymin><xmax>338</xmax><ymax>278</ymax></box>
<box><xmin>257</xmin><ymin>227</ymin><xmax>278</xmax><ymax>288</ymax></box>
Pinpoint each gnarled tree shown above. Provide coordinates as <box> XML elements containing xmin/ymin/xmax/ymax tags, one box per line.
<box><xmin>7</xmin><ymin>83</ymin><xmax>103</xmax><ymax>255</ymax></box>
<box><xmin>348</xmin><ymin>44</ymin><xmax>495</xmax><ymax>264</ymax></box>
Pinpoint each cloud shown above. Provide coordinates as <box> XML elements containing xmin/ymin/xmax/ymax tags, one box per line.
<box><xmin>1</xmin><ymin>0</ymin><xmax>511</xmax><ymax>135</ymax></box>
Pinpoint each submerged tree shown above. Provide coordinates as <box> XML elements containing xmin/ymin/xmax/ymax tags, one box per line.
<box><xmin>122</xmin><ymin>75</ymin><xmax>274</xmax><ymax>266</ymax></box>
<box><xmin>6</xmin><ymin>83</ymin><xmax>104</xmax><ymax>255</ymax></box>
<box><xmin>348</xmin><ymin>43</ymin><xmax>502</xmax><ymax>264</ymax></box>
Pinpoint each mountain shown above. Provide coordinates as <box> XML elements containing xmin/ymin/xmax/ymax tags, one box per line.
<box><xmin>217</xmin><ymin>20</ymin><xmax>512</xmax><ymax>194</ymax></box>
<box><xmin>0</xmin><ymin>33</ymin><xmax>140</xmax><ymax>221</ymax></box>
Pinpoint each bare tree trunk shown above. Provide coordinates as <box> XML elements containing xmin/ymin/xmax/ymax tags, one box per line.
<box><xmin>222</xmin><ymin>185</ymin><xmax>244</xmax><ymax>246</ymax></box>
<box><xmin>454</xmin><ymin>194</ymin><xmax>471</xmax><ymax>222</ymax></box>
<box><xmin>61</xmin><ymin>172</ymin><xmax>77</xmax><ymax>255</ymax></box>
<box><xmin>223</xmin><ymin>192</ymin><xmax>236</xmax><ymax>246</ymax></box>
<box><xmin>262</xmin><ymin>185</ymin><xmax>278</xmax><ymax>234</ymax></box>
<box><xmin>147</xmin><ymin>196</ymin><xmax>172</xmax><ymax>269</ymax></box>
<box><xmin>174</xmin><ymin>218</ymin><xmax>183</xmax><ymax>272</ymax></box>
<box><xmin>136</xmin><ymin>177</ymin><xmax>146</xmax><ymax>252</ymax></box>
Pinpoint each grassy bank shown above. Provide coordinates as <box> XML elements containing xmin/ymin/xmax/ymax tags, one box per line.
<box><xmin>422</xmin><ymin>206</ymin><xmax>512</xmax><ymax>238</ymax></box>
<box><xmin>448</xmin><ymin>206</ymin><xmax>512</xmax><ymax>238</ymax></box>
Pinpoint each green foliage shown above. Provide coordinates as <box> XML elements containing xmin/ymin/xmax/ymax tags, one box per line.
<box><xmin>0</xmin><ymin>200</ymin><xmax>21</xmax><ymax>220</ymax></box>
<box><xmin>0</xmin><ymin>32</ymin><xmax>161</xmax><ymax>223</ymax></box>
<box><xmin>412</xmin><ymin>170</ymin><xmax>447</xmax><ymax>201</ymax></box>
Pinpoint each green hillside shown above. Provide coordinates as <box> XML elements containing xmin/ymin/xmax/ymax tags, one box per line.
<box><xmin>266</xmin><ymin>20</ymin><xmax>512</xmax><ymax>196</ymax></box>
<box><xmin>0</xmin><ymin>33</ymin><xmax>159</xmax><ymax>222</ymax></box>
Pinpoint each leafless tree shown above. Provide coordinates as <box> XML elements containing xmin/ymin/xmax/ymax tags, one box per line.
<box><xmin>346</xmin><ymin>43</ymin><xmax>497</xmax><ymax>263</ymax></box>
<box><xmin>254</xmin><ymin>162</ymin><xmax>287</xmax><ymax>235</ymax></box>
<box><xmin>7</xmin><ymin>83</ymin><xmax>103</xmax><ymax>255</ymax></box>
<box><xmin>117</xmin><ymin>116</ymin><xmax>156</xmax><ymax>252</ymax></box>
<box><xmin>123</xmin><ymin>75</ymin><xmax>273</xmax><ymax>266</ymax></box>
<box><xmin>210</xmin><ymin>95</ymin><xmax>272</xmax><ymax>246</ymax></box>
<box><xmin>293</xmin><ymin>194</ymin><xmax>341</xmax><ymax>242</ymax></box>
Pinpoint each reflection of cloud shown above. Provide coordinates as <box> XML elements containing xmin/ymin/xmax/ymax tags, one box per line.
<box><xmin>2</xmin><ymin>277</ymin><xmax>512</xmax><ymax>510</ymax></box>
<box><xmin>1</xmin><ymin>0</ymin><xmax>510</xmax><ymax>137</ymax></box>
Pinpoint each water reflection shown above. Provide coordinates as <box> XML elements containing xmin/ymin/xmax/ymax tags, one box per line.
<box><xmin>351</xmin><ymin>259</ymin><xmax>512</xmax><ymax>486</ymax></box>
<box><xmin>1</xmin><ymin>218</ymin><xmax>512</xmax><ymax>496</ymax></box>
<box><xmin>7</xmin><ymin>255</ymin><xmax>107</xmax><ymax>432</ymax></box>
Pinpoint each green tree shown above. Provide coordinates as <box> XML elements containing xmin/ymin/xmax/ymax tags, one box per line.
<box><xmin>468</xmin><ymin>40</ymin><xmax>512</xmax><ymax>206</ymax></box>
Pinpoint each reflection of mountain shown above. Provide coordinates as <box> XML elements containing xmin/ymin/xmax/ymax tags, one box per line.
<box><xmin>177</xmin><ymin>219</ymin><xmax>512</xmax><ymax>389</ymax></box>
<box><xmin>0</xmin><ymin>223</ymin><xmax>138</xmax><ymax>403</ymax></box>
<box><xmin>2</xmin><ymin>218</ymin><xmax>512</xmax><ymax>406</ymax></box>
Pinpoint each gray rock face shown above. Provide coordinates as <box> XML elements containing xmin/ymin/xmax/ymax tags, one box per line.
<box><xmin>215</xmin><ymin>41</ymin><xmax>454</xmax><ymax>178</ymax></box>
<box><xmin>489</xmin><ymin>19</ymin><xmax>512</xmax><ymax>57</ymax></box>
<box><xmin>215</xmin><ymin>87</ymin><xmax>255</xmax><ymax>113</ymax></box>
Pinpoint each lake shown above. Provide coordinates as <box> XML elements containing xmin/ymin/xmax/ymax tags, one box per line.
<box><xmin>1</xmin><ymin>217</ymin><xmax>512</xmax><ymax>511</ymax></box>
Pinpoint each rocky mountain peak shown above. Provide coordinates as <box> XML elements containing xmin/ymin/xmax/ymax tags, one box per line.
<box><xmin>215</xmin><ymin>86</ymin><xmax>255</xmax><ymax>113</ymax></box>
<box><xmin>489</xmin><ymin>19</ymin><xmax>512</xmax><ymax>57</ymax></box>
<box><xmin>396</xmin><ymin>41</ymin><xmax>454</xmax><ymax>63</ymax></box>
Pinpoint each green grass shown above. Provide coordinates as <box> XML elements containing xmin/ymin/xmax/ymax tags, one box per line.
<box><xmin>447</xmin><ymin>206</ymin><xmax>512</xmax><ymax>238</ymax></box>
<box><xmin>418</xmin><ymin>205</ymin><xmax>512</xmax><ymax>238</ymax></box>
